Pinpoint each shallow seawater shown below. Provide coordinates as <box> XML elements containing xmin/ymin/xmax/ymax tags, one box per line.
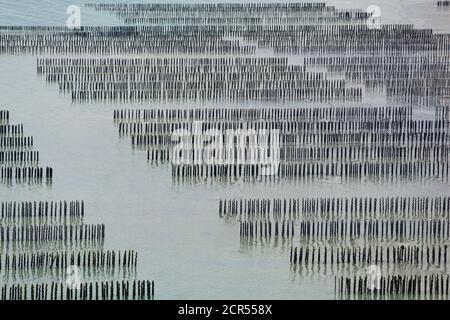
<box><xmin>0</xmin><ymin>0</ymin><xmax>450</xmax><ymax>299</ymax></box>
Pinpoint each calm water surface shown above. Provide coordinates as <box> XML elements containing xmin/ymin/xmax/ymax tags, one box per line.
<box><xmin>0</xmin><ymin>0</ymin><xmax>449</xmax><ymax>299</ymax></box>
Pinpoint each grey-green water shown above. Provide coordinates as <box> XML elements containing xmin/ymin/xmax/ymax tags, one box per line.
<box><xmin>1</xmin><ymin>0</ymin><xmax>450</xmax><ymax>299</ymax></box>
